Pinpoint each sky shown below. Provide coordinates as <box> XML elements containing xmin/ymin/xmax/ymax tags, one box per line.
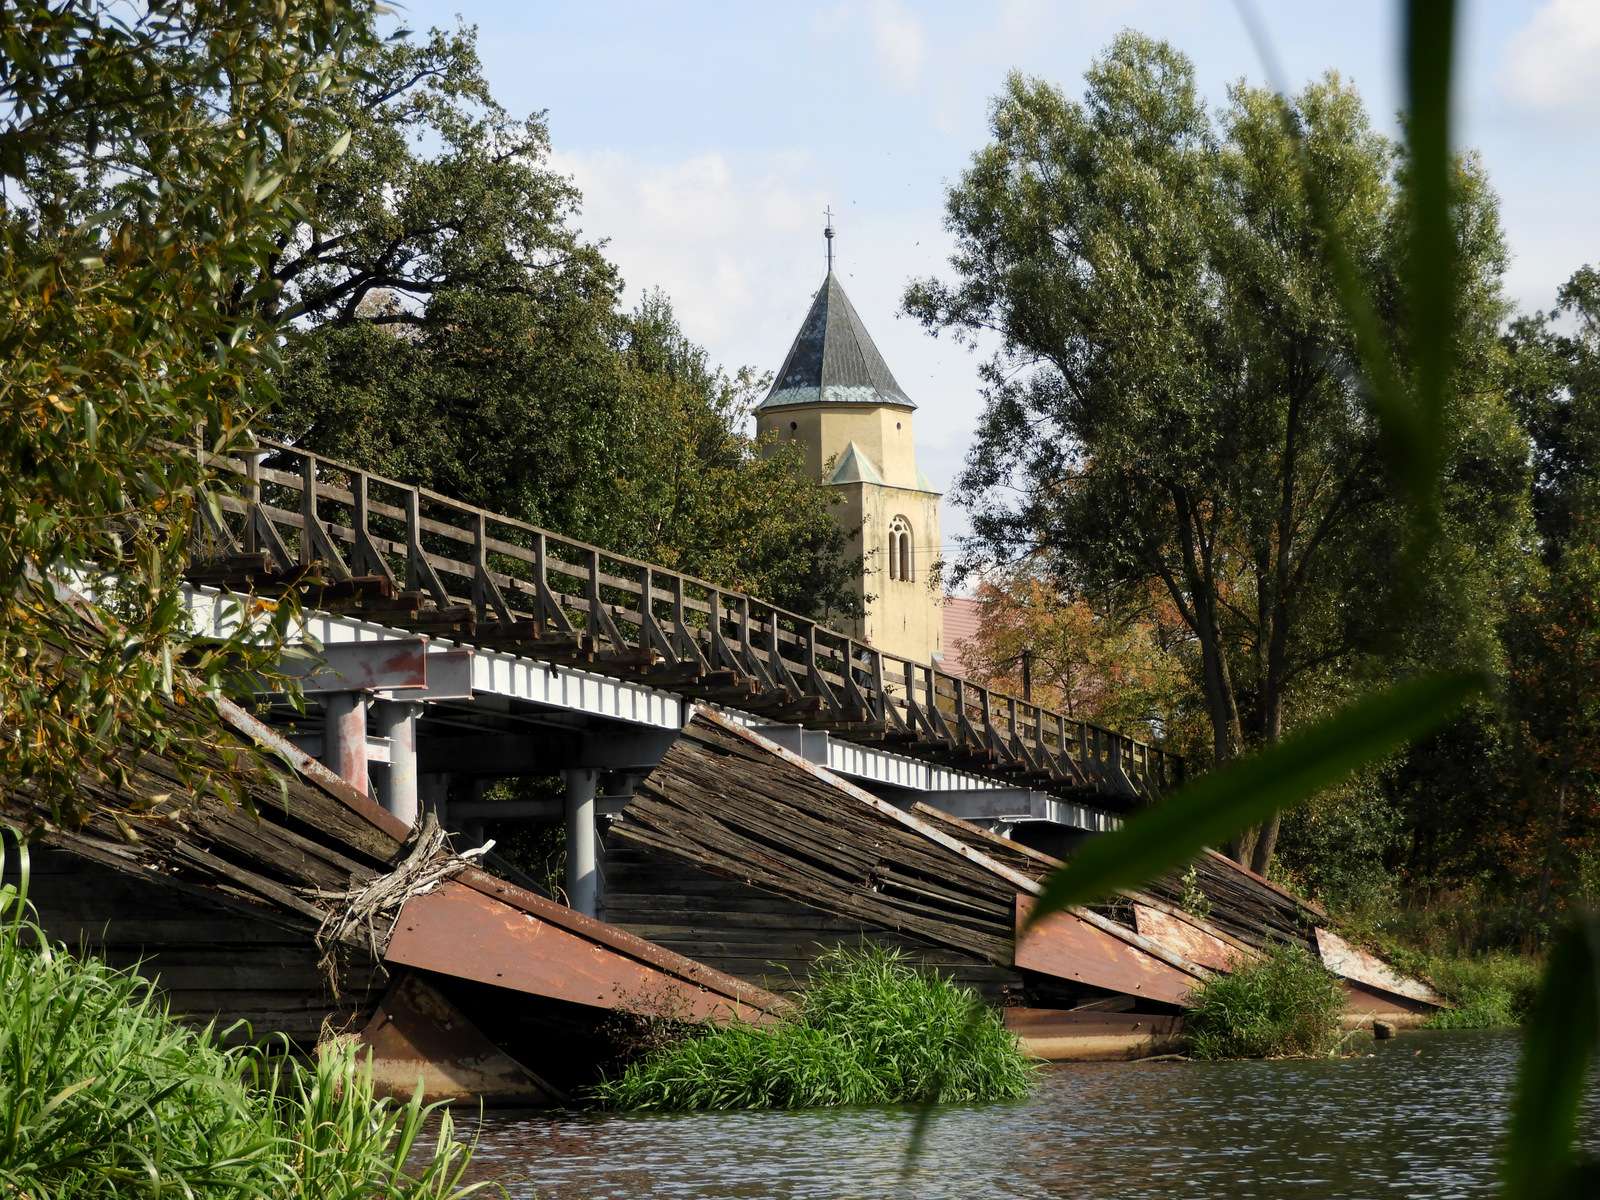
<box><xmin>391</xmin><ymin>0</ymin><xmax>1600</xmax><ymax>557</ymax></box>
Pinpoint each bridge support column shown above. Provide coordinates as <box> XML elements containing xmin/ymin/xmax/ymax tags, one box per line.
<box><xmin>322</xmin><ymin>692</ymin><xmax>369</xmax><ymax>795</ymax></box>
<box><xmin>563</xmin><ymin>767</ymin><xmax>599</xmax><ymax>918</ymax></box>
<box><xmin>374</xmin><ymin>701</ymin><xmax>421</xmax><ymax>826</ymax></box>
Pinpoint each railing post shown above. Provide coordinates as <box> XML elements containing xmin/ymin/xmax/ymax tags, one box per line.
<box><xmin>299</xmin><ymin>454</ymin><xmax>317</xmax><ymax>568</ymax></box>
<box><xmin>243</xmin><ymin>449</ymin><xmax>261</xmax><ymax>555</ymax></box>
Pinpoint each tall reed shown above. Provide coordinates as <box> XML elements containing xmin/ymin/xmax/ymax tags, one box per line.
<box><xmin>595</xmin><ymin>945</ymin><xmax>1036</xmax><ymax>1111</ymax></box>
<box><xmin>0</xmin><ymin>833</ymin><xmax>496</xmax><ymax>1199</ymax></box>
<box><xmin>1184</xmin><ymin>943</ymin><xmax>1346</xmax><ymax>1060</ymax></box>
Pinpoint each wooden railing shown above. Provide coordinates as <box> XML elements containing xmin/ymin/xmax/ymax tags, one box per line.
<box><xmin>187</xmin><ymin>438</ymin><xmax>1183</xmax><ymax>806</ymax></box>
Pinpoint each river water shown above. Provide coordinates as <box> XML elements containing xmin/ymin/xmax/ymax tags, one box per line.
<box><xmin>451</xmin><ymin>1030</ymin><xmax>1598</xmax><ymax>1199</ymax></box>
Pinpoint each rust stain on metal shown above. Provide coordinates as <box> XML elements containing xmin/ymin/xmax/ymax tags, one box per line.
<box><xmin>359</xmin><ymin>971</ymin><xmax>561</xmax><ymax>1105</ymax></box>
<box><xmin>1316</xmin><ymin>927</ymin><xmax>1445</xmax><ymax>1007</ymax></box>
<box><xmin>1133</xmin><ymin>903</ymin><xmax>1256</xmax><ymax>973</ymax></box>
<box><xmin>386</xmin><ymin>880</ymin><xmax>786</xmax><ymax>1024</ymax></box>
<box><xmin>1014</xmin><ymin>895</ymin><xmax>1199</xmax><ymax>1007</ymax></box>
<box><xmin>1002</xmin><ymin>1006</ymin><xmax>1185</xmax><ymax>1062</ymax></box>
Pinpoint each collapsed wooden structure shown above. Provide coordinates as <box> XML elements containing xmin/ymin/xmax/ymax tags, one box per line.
<box><xmin>186</xmin><ymin>437</ymin><xmax>1181</xmax><ymax>803</ymax></box>
<box><xmin>606</xmin><ymin>710</ymin><xmax>1445</xmax><ymax>1055</ymax></box>
<box><xmin>4</xmin><ymin>687</ymin><xmax>784</xmax><ymax>1103</ymax></box>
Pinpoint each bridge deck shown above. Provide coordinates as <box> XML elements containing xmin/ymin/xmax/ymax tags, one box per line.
<box><xmin>185</xmin><ymin>438</ymin><xmax>1182</xmax><ymax>809</ymax></box>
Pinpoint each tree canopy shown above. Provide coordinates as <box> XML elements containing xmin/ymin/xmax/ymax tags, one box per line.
<box><xmin>1</xmin><ymin>0</ymin><xmax>378</xmax><ymax>821</ymax></box>
<box><xmin>261</xmin><ymin>25</ymin><xmax>858</xmax><ymax>619</ymax></box>
<box><xmin>905</xmin><ymin>33</ymin><xmax>1531</xmax><ymax>869</ymax></box>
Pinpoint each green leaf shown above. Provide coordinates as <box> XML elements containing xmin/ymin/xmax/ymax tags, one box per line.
<box><xmin>1024</xmin><ymin>670</ymin><xmax>1486</xmax><ymax>922</ymax></box>
<box><xmin>326</xmin><ymin>130</ymin><xmax>351</xmax><ymax>161</ymax></box>
<box><xmin>1503</xmin><ymin>914</ymin><xmax>1600</xmax><ymax>1199</ymax></box>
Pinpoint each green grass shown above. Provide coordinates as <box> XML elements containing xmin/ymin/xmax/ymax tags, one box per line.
<box><xmin>1421</xmin><ymin>952</ymin><xmax>1542</xmax><ymax>1029</ymax></box>
<box><xmin>0</xmin><ymin>837</ymin><xmax>495</xmax><ymax>1200</ymax></box>
<box><xmin>1184</xmin><ymin>943</ymin><xmax>1346</xmax><ymax>1060</ymax></box>
<box><xmin>593</xmin><ymin>945</ymin><xmax>1036</xmax><ymax>1111</ymax></box>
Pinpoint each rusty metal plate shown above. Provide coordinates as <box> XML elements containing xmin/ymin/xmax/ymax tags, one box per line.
<box><xmin>387</xmin><ymin>880</ymin><xmax>783</xmax><ymax>1024</ymax></box>
<box><xmin>1133</xmin><ymin>903</ymin><xmax>1255</xmax><ymax>973</ymax></box>
<box><xmin>1315</xmin><ymin>927</ymin><xmax>1445</xmax><ymax>1007</ymax></box>
<box><xmin>1014</xmin><ymin>895</ymin><xmax>1198</xmax><ymax>1007</ymax></box>
<box><xmin>1002</xmin><ymin>1006</ymin><xmax>1185</xmax><ymax>1062</ymax></box>
<box><xmin>359</xmin><ymin>971</ymin><xmax>561</xmax><ymax>1106</ymax></box>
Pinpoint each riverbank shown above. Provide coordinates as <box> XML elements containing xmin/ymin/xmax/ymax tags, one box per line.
<box><xmin>0</xmin><ymin>863</ymin><xmax>488</xmax><ymax>1199</ymax></box>
<box><xmin>440</xmin><ymin>1030</ymin><xmax>1573</xmax><ymax>1200</ymax></box>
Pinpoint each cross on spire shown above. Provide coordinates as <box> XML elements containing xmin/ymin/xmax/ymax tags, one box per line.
<box><xmin>824</xmin><ymin>205</ymin><xmax>835</xmax><ymax>272</ymax></box>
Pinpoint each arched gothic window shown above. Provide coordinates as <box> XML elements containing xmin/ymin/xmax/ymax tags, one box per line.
<box><xmin>888</xmin><ymin>516</ymin><xmax>913</xmax><ymax>582</ymax></box>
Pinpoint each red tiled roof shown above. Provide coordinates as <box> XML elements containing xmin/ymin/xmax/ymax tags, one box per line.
<box><xmin>939</xmin><ymin>595</ymin><xmax>982</xmax><ymax>680</ymax></box>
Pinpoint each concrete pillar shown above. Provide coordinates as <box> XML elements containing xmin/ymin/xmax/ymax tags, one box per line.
<box><xmin>322</xmin><ymin>692</ymin><xmax>368</xmax><ymax>795</ymax></box>
<box><xmin>373</xmin><ymin>701</ymin><xmax>420</xmax><ymax>826</ymax></box>
<box><xmin>563</xmin><ymin>767</ymin><xmax>599</xmax><ymax>917</ymax></box>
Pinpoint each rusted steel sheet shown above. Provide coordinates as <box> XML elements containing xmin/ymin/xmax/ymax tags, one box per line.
<box><xmin>360</xmin><ymin>971</ymin><xmax>562</xmax><ymax>1106</ymax></box>
<box><xmin>1132</xmin><ymin>903</ymin><xmax>1257</xmax><ymax>973</ymax></box>
<box><xmin>1316</xmin><ymin>928</ymin><xmax>1445</xmax><ymax>1008</ymax></box>
<box><xmin>453</xmin><ymin>867</ymin><xmax>789</xmax><ymax>1016</ymax></box>
<box><xmin>386</xmin><ymin>880</ymin><xmax>786</xmax><ymax>1024</ymax></box>
<box><xmin>1014</xmin><ymin>896</ymin><xmax>1199</xmax><ymax>1007</ymax></box>
<box><xmin>1342</xmin><ymin>979</ymin><xmax>1439</xmax><ymax>1025</ymax></box>
<box><xmin>1002</xmin><ymin>1007</ymin><xmax>1185</xmax><ymax>1062</ymax></box>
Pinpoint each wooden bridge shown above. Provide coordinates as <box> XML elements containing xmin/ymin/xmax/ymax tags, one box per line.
<box><xmin>187</xmin><ymin>438</ymin><xmax>1183</xmax><ymax>808</ymax></box>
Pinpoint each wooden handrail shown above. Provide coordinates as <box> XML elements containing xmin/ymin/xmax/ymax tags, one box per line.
<box><xmin>188</xmin><ymin>437</ymin><xmax>1185</xmax><ymax>805</ymax></box>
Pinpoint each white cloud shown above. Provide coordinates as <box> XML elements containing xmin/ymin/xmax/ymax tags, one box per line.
<box><xmin>869</xmin><ymin>0</ymin><xmax>927</xmax><ymax>91</ymax></box>
<box><xmin>1500</xmin><ymin>0</ymin><xmax>1600</xmax><ymax>116</ymax></box>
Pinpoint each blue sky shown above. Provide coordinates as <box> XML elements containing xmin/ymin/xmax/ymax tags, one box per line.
<box><xmin>392</xmin><ymin>1</ymin><xmax>1599</xmax><ymax>554</ymax></box>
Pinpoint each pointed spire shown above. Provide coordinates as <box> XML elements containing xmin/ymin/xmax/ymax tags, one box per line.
<box><xmin>756</xmin><ymin>270</ymin><xmax>915</xmax><ymax>413</ymax></box>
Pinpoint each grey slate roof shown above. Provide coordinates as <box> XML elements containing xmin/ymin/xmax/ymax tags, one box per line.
<box><xmin>756</xmin><ymin>271</ymin><xmax>915</xmax><ymax>413</ymax></box>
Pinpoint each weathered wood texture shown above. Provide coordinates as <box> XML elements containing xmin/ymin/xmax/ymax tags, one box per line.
<box><xmin>12</xmin><ymin>847</ymin><xmax>380</xmax><ymax>1045</ymax></box>
<box><xmin>186</xmin><ymin>437</ymin><xmax>1181</xmax><ymax>805</ymax></box>
<box><xmin>613</xmin><ymin>712</ymin><xmax>1024</xmax><ymax>967</ymax></box>
<box><xmin>609</xmin><ymin>712</ymin><xmax>1210</xmax><ymax>1008</ymax></box>
<box><xmin>603</xmin><ymin>843</ymin><xmax>1023</xmax><ymax>1002</ymax></box>
<box><xmin>3</xmin><ymin>671</ymin><xmax>785</xmax><ymax>1048</ymax></box>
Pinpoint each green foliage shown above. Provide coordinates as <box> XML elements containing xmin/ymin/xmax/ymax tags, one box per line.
<box><xmin>906</xmin><ymin>30</ymin><xmax>1529</xmax><ymax>873</ymax></box>
<box><xmin>1504</xmin><ymin>913</ymin><xmax>1600</xmax><ymax>1198</ymax></box>
<box><xmin>263</xmin><ymin>25</ymin><xmax>858</xmax><ymax>619</ymax></box>
<box><xmin>594</xmin><ymin>946</ymin><xmax>1035</xmax><ymax>1111</ymax></box>
<box><xmin>0</xmin><ymin>0</ymin><xmax>380</xmax><ymax>822</ymax></box>
<box><xmin>0</xmin><ymin>835</ymin><xmax>491</xmax><ymax>1199</ymax></box>
<box><xmin>1421</xmin><ymin>953</ymin><xmax>1541</xmax><ymax>1030</ymax></box>
<box><xmin>1184</xmin><ymin>944</ymin><xmax>1346</xmax><ymax>1060</ymax></box>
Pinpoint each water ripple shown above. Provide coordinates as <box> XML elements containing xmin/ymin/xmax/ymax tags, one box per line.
<box><xmin>449</xmin><ymin>1030</ymin><xmax>1599</xmax><ymax>1199</ymax></box>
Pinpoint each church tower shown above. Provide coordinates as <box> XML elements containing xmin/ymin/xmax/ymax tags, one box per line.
<box><xmin>756</xmin><ymin>226</ymin><xmax>944</xmax><ymax>667</ymax></box>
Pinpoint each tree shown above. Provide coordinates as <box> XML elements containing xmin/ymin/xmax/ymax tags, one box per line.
<box><xmin>1</xmin><ymin>0</ymin><xmax>378</xmax><ymax>822</ymax></box>
<box><xmin>263</xmin><ymin>27</ymin><xmax>858</xmax><ymax>619</ymax></box>
<box><xmin>904</xmin><ymin>33</ymin><xmax>1530</xmax><ymax>870</ymax></box>
<box><xmin>956</xmin><ymin>567</ymin><xmax>1196</xmax><ymax>742</ymax></box>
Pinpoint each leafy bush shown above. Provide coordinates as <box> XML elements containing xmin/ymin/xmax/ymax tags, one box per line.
<box><xmin>1185</xmin><ymin>944</ymin><xmax>1346</xmax><ymax>1060</ymax></box>
<box><xmin>593</xmin><ymin>945</ymin><xmax>1036</xmax><ymax>1111</ymax></box>
<box><xmin>0</xmin><ymin>839</ymin><xmax>492</xmax><ymax>1200</ymax></box>
<box><xmin>1422</xmin><ymin>953</ymin><xmax>1542</xmax><ymax>1029</ymax></box>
